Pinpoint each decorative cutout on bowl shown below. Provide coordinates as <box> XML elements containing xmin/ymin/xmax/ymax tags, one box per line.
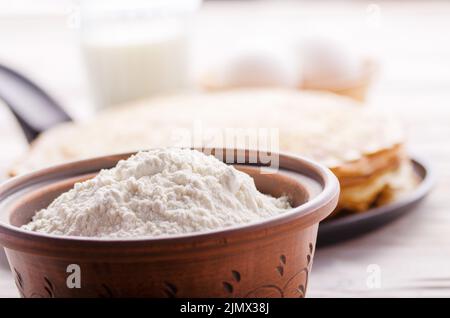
<box><xmin>223</xmin><ymin>281</ymin><xmax>234</xmax><ymax>294</ymax></box>
<box><xmin>13</xmin><ymin>268</ymin><xmax>25</xmax><ymax>298</ymax></box>
<box><xmin>231</xmin><ymin>270</ymin><xmax>241</xmax><ymax>282</ymax></box>
<box><xmin>276</xmin><ymin>254</ymin><xmax>287</xmax><ymax>277</ymax></box>
<box><xmin>223</xmin><ymin>269</ymin><xmax>242</xmax><ymax>295</ymax></box>
<box><xmin>276</xmin><ymin>265</ymin><xmax>284</xmax><ymax>277</ymax></box>
<box><xmin>13</xmin><ymin>269</ymin><xmax>57</xmax><ymax>298</ymax></box>
<box><xmin>99</xmin><ymin>284</ymin><xmax>115</xmax><ymax>298</ymax></box>
<box><xmin>43</xmin><ymin>276</ymin><xmax>55</xmax><ymax>298</ymax></box>
<box><xmin>245</xmin><ymin>285</ymin><xmax>284</xmax><ymax>298</ymax></box>
<box><xmin>163</xmin><ymin>281</ymin><xmax>178</xmax><ymax>298</ymax></box>
<box><xmin>246</xmin><ymin>243</ymin><xmax>314</xmax><ymax>298</ymax></box>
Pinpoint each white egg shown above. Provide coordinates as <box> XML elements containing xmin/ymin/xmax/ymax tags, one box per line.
<box><xmin>297</xmin><ymin>38</ymin><xmax>363</xmax><ymax>88</ymax></box>
<box><xmin>201</xmin><ymin>47</ymin><xmax>301</xmax><ymax>89</ymax></box>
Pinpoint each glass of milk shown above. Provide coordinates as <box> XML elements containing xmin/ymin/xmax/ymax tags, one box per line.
<box><xmin>80</xmin><ymin>0</ymin><xmax>201</xmax><ymax>109</ymax></box>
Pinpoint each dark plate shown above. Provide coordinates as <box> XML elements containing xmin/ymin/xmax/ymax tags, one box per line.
<box><xmin>317</xmin><ymin>156</ymin><xmax>435</xmax><ymax>247</ymax></box>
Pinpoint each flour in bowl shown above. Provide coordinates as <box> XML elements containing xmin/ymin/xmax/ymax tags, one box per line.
<box><xmin>22</xmin><ymin>149</ymin><xmax>291</xmax><ymax>238</ymax></box>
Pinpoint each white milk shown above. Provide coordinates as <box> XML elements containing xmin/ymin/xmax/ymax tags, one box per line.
<box><xmin>81</xmin><ymin>20</ymin><xmax>190</xmax><ymax>109</ymax></box>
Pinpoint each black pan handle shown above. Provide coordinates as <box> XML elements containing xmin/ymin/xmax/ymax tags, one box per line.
<box><xmin>0</xmin><ymin>64</ymin><xmax>72</xmax><ymax>143</ymax></box>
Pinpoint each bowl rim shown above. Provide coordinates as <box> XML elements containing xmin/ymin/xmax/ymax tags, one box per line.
<box><xmin>0</xmin><ymin>148</ymin><xmax>339</xmax><ymax>251</ymax></box>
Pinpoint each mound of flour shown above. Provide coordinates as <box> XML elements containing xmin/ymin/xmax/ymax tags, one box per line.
<box><xmin>22</xmin><ymin>149</ymin><xmax>291</xmax><ymax>238</ymax></box>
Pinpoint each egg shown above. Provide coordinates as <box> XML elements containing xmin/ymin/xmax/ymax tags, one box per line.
<box><xmin>200</xmin><ymin>47</ymin><xmax>301</xmax><ymax>90</ymax></box>
<box><xmin>297</xmin><ymin>38</ymin><xmax>364</xmax><ymax>88</ymax></box>
<box><xmin>199</xmin><ymin>38</ymin><xmax>369</xmax><ymax>97</ymax></box>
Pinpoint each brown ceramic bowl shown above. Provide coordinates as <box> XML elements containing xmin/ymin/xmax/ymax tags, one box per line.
<box><xmin>0</xmin><ymin>149</ymin><xmax>339</xmax><ymax>298</ymax></box>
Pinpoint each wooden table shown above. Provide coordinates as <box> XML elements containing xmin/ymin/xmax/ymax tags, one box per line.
<box><xmin>0</xmin><ymin>0</ymin><xmax>449</xmax><ymax>297</ymax></box>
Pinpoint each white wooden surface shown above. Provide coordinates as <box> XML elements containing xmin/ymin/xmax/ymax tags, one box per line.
<box><xmin>0</xmin><ymin>0</ymin><xmax>449</xmax><ymax>297</ymax></box>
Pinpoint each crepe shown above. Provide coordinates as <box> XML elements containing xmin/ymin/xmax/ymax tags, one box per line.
<box><xmin>9</xmin><ymin>89</ymin><xmax>416</xmax><ymax>215</ymax></box>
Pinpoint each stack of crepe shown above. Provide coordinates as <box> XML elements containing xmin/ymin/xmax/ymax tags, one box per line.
<box><xmin>9</xmin><ymin>90</ymin><xmax>418</xmax><ymax>216</ymax></box>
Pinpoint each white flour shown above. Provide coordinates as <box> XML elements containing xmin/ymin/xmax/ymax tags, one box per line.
<box><xmin>22</xmin><ymin>149</ymin><xmax>291</xmax><ymax>238</ymax></box>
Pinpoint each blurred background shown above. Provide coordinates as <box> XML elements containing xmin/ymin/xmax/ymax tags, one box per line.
<box><xmin>0</xmin><ymin>0</ymin><xmax>449</xmax><ymax>297</ymax></box>
<box><xmin>1</xmin><ymin>0</ymin><xmax>449</xmax><ymax>172</ymax></box>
